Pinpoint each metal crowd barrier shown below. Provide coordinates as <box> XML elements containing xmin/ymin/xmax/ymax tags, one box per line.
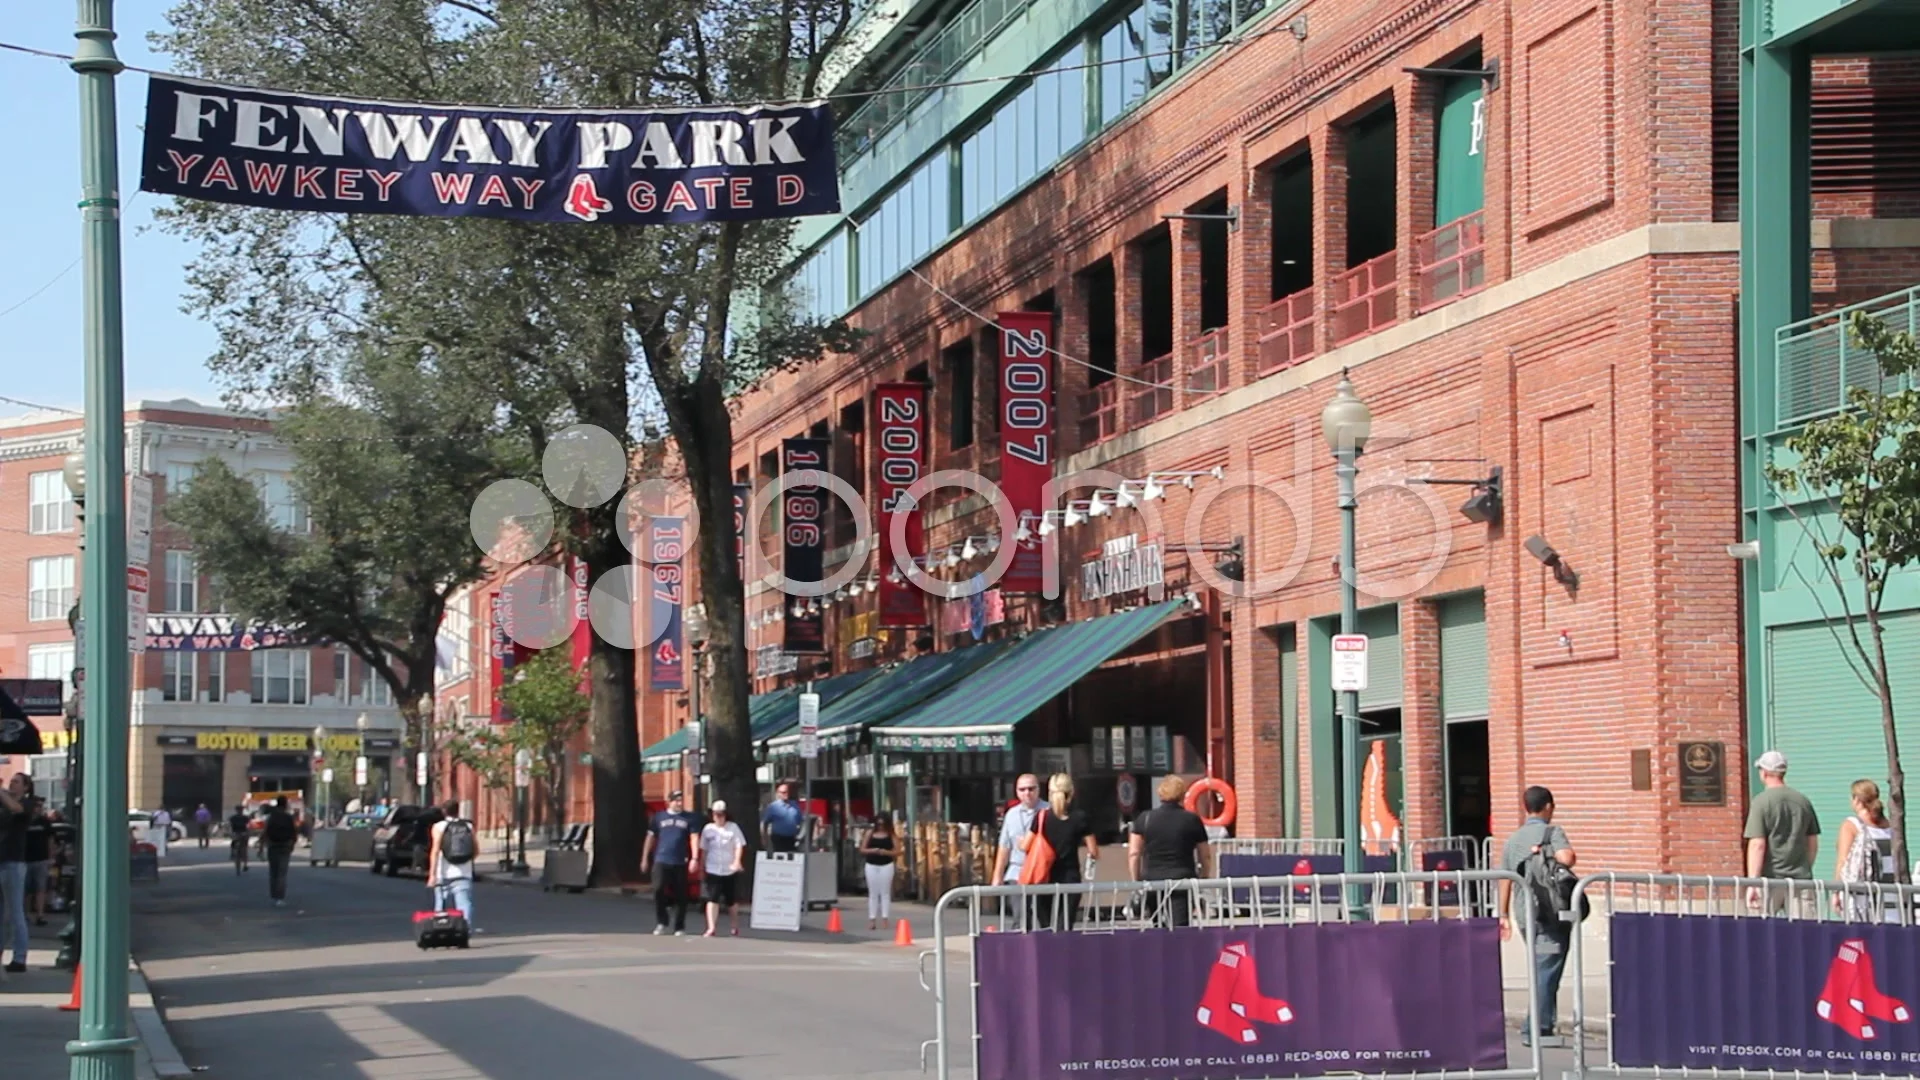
<box><xmin>1570</xmin><ymin>872</ymin><xmax>1920</xmax><ymax>1080</ymax></box>
<box><xmin>1410</xmin><ymin>834</ymin><xmax>1498</xmax><ymax>916</ymax></box>
<box><xmin>920</xmin><ymin>870</ymin><xmax>1540</xmax><ymax>1080</ymax></box>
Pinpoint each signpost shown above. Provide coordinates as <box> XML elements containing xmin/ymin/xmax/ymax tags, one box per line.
<box><xmin>1331</xmin><ymin>634</ymin><xmax>1370</xmax><ymax>692</ymax></box>
<box><xmin>126</xmin><ymin>475</ymin><xmax>151</xmax><ymax>654</ymax></box>
<box><xmin>798</xmin><ymin>691</ymin><xmax>821</xmax><ymax>760</ymax></box>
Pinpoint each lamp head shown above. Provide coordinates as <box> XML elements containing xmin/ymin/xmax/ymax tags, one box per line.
<box><xmin>62</xmin><ymin>452</ymin><xmax>86</xmax><ymax>502</ymax></box>
<box><xmin>1320</xmin><ymin>372</ymin><xmax>1373</xmax><ymax>454</ymax></box>
<box><xmin>1038</xmin><ymin>517</ymin><xmax>1055</xmax><ymax>537</ymax></box>
<box><xmin>1142</xmin><ymin>478</ymin><xmax>1165</xmax><ymax>502</ymax></box>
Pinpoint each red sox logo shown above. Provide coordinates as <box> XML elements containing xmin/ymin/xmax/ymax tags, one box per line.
<box><xmin>1196</xmin><ymin>943</ymin><xmax>1296</xmax><ymax>1045</ymax></box>
<box><xmin>565</xmin><ymin>175</ymin><xmax>613</xmax><ymax>222</ymax></box>
<box><xmin>1817</xmin><ymin>938</ymin><xmax>1911</xmax><ymax>1041</ymax></box>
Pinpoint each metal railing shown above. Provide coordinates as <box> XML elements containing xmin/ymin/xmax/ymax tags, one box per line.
<box><xmin>1130</xmin><ymin>353</ymin><xmax>1176</xmax><ymax>426</ymax></box>
<box><xmin>1077</xmin><ymin>379</ymin><xmax>1121</xmax><ymax>448</ymax></box>
<box><xmin>1256</xmin><ymin>287</ymin><xmax>1317</xmax><ymax>374</ymax></box>
<box><xmin>1415</xmin><ymin>211</ymin><xmax>1487</xmax><ymax>312</ymax></box>
<box><xmin>1774</xmin><ymin>284</ymin><xmax>1919</xmax><ymax>426</ymax></box>
<box><xmin>1331</xmin><ymin>250</ymin><xmax>1400</xmax><ymax>344</ymax></box>
<box><xmin>921</xmin><ymin>871</ymin><xmax>1542</xmax><ymax>1080</ymax></box>
<box><xmin>1185</xmin><ymin>327</ymin><xmax>1230</xmax><ymax>402</ymax></box>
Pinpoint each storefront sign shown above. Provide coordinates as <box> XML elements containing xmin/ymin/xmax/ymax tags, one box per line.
<box><xmin>1111</xmin><ymin>727</ymin><xmax>1128</xmax><ymax>770</ymax></box>
<box><xmin>0</xmin><ymin>679</ymin><xmax>65</xmax><ymax>715</ymax></box>
<box><xmin>755</xmin><ymin>644</ymin><xmax>799</xmax><ymax>678</ymax></box>
<box><xmin>872</xmin><ymin>729</ymin><xmax>1013</xmax><ymax>753</ymax></box>
<box><xmin>142</xmin><ymin>75</ymin><xmax>840</xmax><ymax>225</ymax></box>
<box><xmin>648</xmin><ymin>517</ymin><xmax>687</xmax><ymax>690</ymax></box>
<box><xmin>144</xmin><ymin>614</ymin><xmax>296</xmax><ymax>652</ymax></box>
<box><xmin>1678</xmin><ymin>741</ymin><xmax>1726</xmax><ymax>805</ymax></box>
<box><xmin>1613</xmin><ymin>914</ymin><xmax>1920</xmax><ymax>1073</ymax></box>
<box><xmin>1150</xmin><ymin>726</ymin><xmax>1171</xmax><ymax>771</ymax></box>
<box><xmin>848</xmin><ymin>637</ymin><xmax>877</xmax><ymax>659</ymax></box>
<box><xmin>975</xmin><ymin>922</ymin><xmax>1504</xmax><ymax>1080</ymax></box>
<box><xmin>1092</xmin><ymin>729</ymin><xmax>1109</xmax><ymax>769</ymax></box>
<box><xmin>156</xmin><ymin>731</ymin><xmax>392</xmax><ymax>753</ymax></box>
<box><xmin>1080</xmin><ymin>534</ymin><xmax>1164</xmax><ymax>602</ymax></box>
<box><xmin>874</xmin><ymin>382</ymin><xmax>929</xmax><ymax>626</ymax></box>
<box><xmin>997</xmin><ymin>311</ymin><xmax>1054</xmax><ymax>592</ymax></box>
<box><xmin>782</xmin><ymin>438</ymin><xmax>829</xmax><ymax>654</ymax></box>
<box><xmin>1130</xmin><ymin>726</ymin><xmax>1148</xmax><ymax>770</ymax></box>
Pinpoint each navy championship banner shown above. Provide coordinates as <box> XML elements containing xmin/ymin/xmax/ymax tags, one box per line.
<box><xmin>141</xmin><ymin>75</ymin><xmax>840</xmax><ymax>224</ymax></box>
<box><xmin>782</xmin><ymin>438</ymin><xmax>829</xmax><ymax>655</ymax></box>
<box><xmin>647</xmin><ymin>517</ymin><xmax>687</xmax><ymax>691</ymax></box>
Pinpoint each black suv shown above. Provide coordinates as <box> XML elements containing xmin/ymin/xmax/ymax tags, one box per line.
<box><xmin>370</xmin><ymin>805</ymin><xmax>443</xmax><ymax>877</ymax></box>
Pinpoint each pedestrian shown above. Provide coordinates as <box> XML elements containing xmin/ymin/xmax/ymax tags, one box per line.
<box><xmin>1744</xmin><ymin>750</ymin><xmax>1820</xmax><ymax>914</ymax></box>
<box><xmin>642</xmin><ymin>790</ymin><xmax>697</xmax><ymax>936</ymax></box>
<box><xmin>151</xmin><ymin>806</ymin><xmax>173</xmax><ymax>857</ymax></box>
<box><xmin>428</xmin><ymin>799</ymin><xmax>480</xmax><ymax>933</ymax></box>
<box><xmin>262</xmin><ymin>796</ymin><xmax>298</xmax><ymax>907</ymax></box>
<box><xmin>194</xmin><ymin>803</ymin><xmax>213</xmax><ymax>848</ymax></box>
<box><xmin>699</xmin><ymin>801</ymin><xmax>747</xmax><ymax>938</ymax></box>
<box><xmin>23</xmin><ymin>791</ymin><xmax>50</xmax><ymax>927</ymax></box>
<box><xmin>1128</xmin><ymin>774</ymin><xmax>1212</xmax><ymax>929</ymax></box>
<box><xmin>1030</xmin><ymin>774</ymin><xmax>1097</xmax><ymax>931</ymax></box>
<box><xmin>1833</xmin><ymin>778</ymin><xmax>1895</xmax><ymax>922</ymax></box>
<box><xmin>860</xmin><ymin>817</ymin><xmax>898</xmax><ymax>930</ymax></box>
<box><xmin>990</xmin><ymin>774</ymin><xmax>1044</xmax><ymax>887</ymax></box>
<box><xmin>761</xmin><ymin>781</ymin><xmax>803</xmax><ymax>853</ymax></box>
<box><xmin>1499</xmin><ymin>785</ymin><xmax>1577</xmax><ymax>1046</ymax></box>
<box><xmin>0</xmin><ymin>774</ymin><xmax>34</xmax><ymax>971</ymax></box>
<box><xmin>227</xmin><ymin>804</ymin><xmax>251</xmax><ymax>874</ymax></box>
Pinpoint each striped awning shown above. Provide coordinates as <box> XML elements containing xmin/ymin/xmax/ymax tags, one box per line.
<box><xmin>871</xmin><ymin>600</ymin><xmax>1187</xmax><ymax>753</ymax></box>
<box><xmin>639</xmin><ymin>667</ymin><xmax>885</xmax><ymax>772</ymax></box>
<box><xmin>763</xmin><ymin>638</ymin><xmax>1016</xmax><ymax>755</ymax></box>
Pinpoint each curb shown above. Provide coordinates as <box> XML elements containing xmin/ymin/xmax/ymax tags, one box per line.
<box><xmin>129</xmin><ymin>960</ymin><xmax>192</xmax><ymax>1080</ymax></box>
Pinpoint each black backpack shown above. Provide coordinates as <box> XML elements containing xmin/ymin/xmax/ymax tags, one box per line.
<box><xmin>1524</xmin><ymin>846</ymin><xmax>1586</xmax><ymax>927</ymax></box>
<box><xmin>441</xmin><ymin>818</ymin><xmax>476</xmax><ymax>864</ymax></box>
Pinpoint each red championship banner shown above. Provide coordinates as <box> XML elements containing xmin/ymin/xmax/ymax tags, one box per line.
<box><xmin>874</xmin><ymin>383</ymin><xmax>929</xmax><ymax>627</ymax></box>
<box><xmin>997</xmin><ymin>311</ymin><xmax>1054</xmax><ymax>592</ymax></box>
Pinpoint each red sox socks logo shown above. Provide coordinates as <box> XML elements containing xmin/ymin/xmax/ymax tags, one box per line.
<box><xmin>1195</xmin><ymin>943</ymin><xmax>1296</xmax><ymax>1045</ymax></box>
<box><xmin>565</xmin><ymin>174</ymin><xmax>613</xmax><ymax>222</ymax></box>
<box><xmin>1815</xmin><ymin>939</ymin><xmax>1911</xmax><ymax>1041</ymax></box>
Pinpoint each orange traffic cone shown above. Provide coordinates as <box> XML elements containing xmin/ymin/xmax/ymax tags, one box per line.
<box><xmin>893</xmin><ymin>918</ymin><xmax>914</xmax><ymax>946</ymax></box>
<box><xmin>59</xmin><ymin>965</ymin><xmax>82</xmax><ymax>1012</ymax></box>
<box><xmin>826</xmin><ymin>907</ymin><xmax>844</xmax><ymax>934</ymax></box>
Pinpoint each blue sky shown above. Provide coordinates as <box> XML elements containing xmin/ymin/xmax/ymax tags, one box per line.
<box><xmin>0</xmin><ymin>7</ymin><xmax>220</xmax><ymax>418</ymax></box>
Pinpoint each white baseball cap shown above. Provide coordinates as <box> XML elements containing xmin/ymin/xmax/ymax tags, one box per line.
<box><xmin>710</xmin><ymin>800</ymin><xmax>728</xmax><ymax>814</ymax></box>
<box><xmin>1754</xmin><ymin>750</ymin><xmax>1789</xmax><ymax>773</ymax></box>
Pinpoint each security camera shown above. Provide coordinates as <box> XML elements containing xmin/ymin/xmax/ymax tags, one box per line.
<box><xmin>1726</xmin><ymin>540</ymin><xmax>1760</xmax><ymax>561</ymax></box>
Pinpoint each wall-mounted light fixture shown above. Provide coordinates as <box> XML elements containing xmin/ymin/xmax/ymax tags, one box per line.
<box><xmin>1408</xmin><ymin>464</ymin><xmax>1504</xmax><ymax>526</ymax></box>
<box><xmin>1524</xmin><ymin>535</ymin><xmax>1579</xmax><ymax>589</ymax></box>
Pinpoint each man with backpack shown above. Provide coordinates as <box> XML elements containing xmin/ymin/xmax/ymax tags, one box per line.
<box><xmin>1499</xmin><ymin>786</ymin><xmax>1578</xmax><ymax>1047</ymax></box>
<box><xmin>428</xmin><ymin>800</ymin><xmax>479</xmax><ymax>933</ymax></box>
<box><xmin>262</xmin><ymin>796</ymin><xmax>299</xmax><ymax>907</ymax></box>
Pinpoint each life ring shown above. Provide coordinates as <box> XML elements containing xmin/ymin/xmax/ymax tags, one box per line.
<box><xmin>1184</xmin><ymin>778</ymin><xmax>1238</xmax><ymax>828</ymax></box>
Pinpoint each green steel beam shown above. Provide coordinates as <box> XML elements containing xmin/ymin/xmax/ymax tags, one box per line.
<box><xmin>1763</xmin><ymin>0</ymin><xmax>1894</xmax><ymax>47</ymax></box>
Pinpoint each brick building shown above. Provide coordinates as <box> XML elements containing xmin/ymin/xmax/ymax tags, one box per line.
<box><xmin>715</xmin><ymin>0</ymin><xmax>1920</xmax><ymax>871</ymax></box>
<box><xmin>0</xmin><ymin>401</ymin><xmax>406</xmax><ymax>815</ymax></box>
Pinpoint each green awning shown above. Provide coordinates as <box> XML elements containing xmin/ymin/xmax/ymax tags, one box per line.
<box><xmin>641</xmin><ymin>684</ymin><xmax>801</xmax><ymax>772</ymax></box>
<box><xmin>750</xmin><ymin>667</ymin><xmax>885</xmax><ymax>745</ymax></box>
<box><xmin>872</xmin><ymin>600</ymin><xmax>1188</xmax><ymax>753</ymax></box>
<box><xmin>764</xmin><ymin>638</ymin><xmax>1017</xmax><ymax>755</ymax></box>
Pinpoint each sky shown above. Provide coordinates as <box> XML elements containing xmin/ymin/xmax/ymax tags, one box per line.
<box><xmin>0</xmin><ymin>6</ymin><xmax>221</xmax><ymax>419</ymax></box>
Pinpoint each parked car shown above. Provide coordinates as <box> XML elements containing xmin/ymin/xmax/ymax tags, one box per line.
<box><xmin>129</xmin><ymin>811</ymin><xmax>186</xmax><ymax>844</ymax></box>
<box><xmin>370</xmin><ymin>804</ymin><xmax>442</xmax><ymax>877</ymax></box>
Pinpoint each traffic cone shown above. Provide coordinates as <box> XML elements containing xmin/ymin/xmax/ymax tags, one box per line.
<box><xmin>59</xmin><ymin>965</ymin><xmax>82</xmax><ymax>1012</ymax></box>
<box><xmin>893</xmin><ymin>918</ymin><xmax>914</xmax><ymax>946</ymax></box>
<box><xmin>826</xmin><ymin>907</ymin><xmax>843</xmax><ymax>934</ymax></box>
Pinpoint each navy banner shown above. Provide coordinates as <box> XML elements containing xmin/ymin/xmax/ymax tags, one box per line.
<box><xmin>782</xmin><ymin>438</ymin><xmax>828</xmax><ymax>655</ymax></box>
<box><xmin>144</xmin><ymin>614</ymin><xmax>297</xmax><ymax>652</ymax></box>
<box><xmin>140</xmin><ymin>75</ymin><xmax>840</xmax><ymax>224</ymax></box>
<box><xmin>1614</xmin><ymin>912</ymin><xmax>1920</xmax><ymax>1075</ymax></box>
<box><xmin>648</xmin><ymin>517</ymin><xmax>687</xmax><ymax>691</ymax></box>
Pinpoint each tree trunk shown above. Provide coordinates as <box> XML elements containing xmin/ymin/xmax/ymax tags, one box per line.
<box><xmin>398</xmin><ymin>693</ymin><xmax>432</xmax><ymax>804</ymax></box>
<box><xmin>1869</xmin><ymin>612</ymin><xmax>1910</xmax><ymax>881</ymax></box>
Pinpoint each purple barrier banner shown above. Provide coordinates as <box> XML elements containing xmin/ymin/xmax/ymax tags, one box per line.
<box><xmin>1614</xmin><ymin>913</ymin><xmax>1920</xmax><ymax>1075</ymax></box>
<box><xmin>975</xmin><ymin>921</ymin><xmax>1505</xmax><ymax>1080</ymax></box>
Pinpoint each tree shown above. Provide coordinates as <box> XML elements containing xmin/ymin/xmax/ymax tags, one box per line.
<box><xmin>157</xmin><ymin>0</ymin><xmax>857</xmax><ymax>883</ymax></box>
<box><xmin>498</xmin><ymin>647</ymin><xmax>594</xmax><ymax>839</ymax></box>
<box><xmin>167</xmin><ymin>352</ymin><xmax>517</xmax><ymax>801</ymax></box>
<box><xmin>1765</xmin><ymin>310</ymin><xmax>1920</xmax><ymax>880</ymax></box>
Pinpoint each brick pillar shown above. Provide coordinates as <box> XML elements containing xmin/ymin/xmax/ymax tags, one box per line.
<box><xmin>1399</xmin><ymin>598</ymin><xmax>1446</xmax><ymax>846</ymax></box>
<box><xmin>1059</xmin><ymin>265</ymin><xmax>1095</xmax><ymax>456</ymax></box>
<box><xmin>1484</xmin><ymin>348</ymin><xmax>1525</xmax><ymax>836</ymax></box>
<box><xmin>1114</xmin><ymin>239</ymin><xmax>1141</xmax><ymax>433</ymax></box>
<box><xmin>1232</xmin><ymin>146</ymin><xmax>1268</xmax><ymax>389</ymax></box>
<box><xmin>1172</xmin><ymin>217</ymin><xmax>1204</xmax><ymax>399</ymax></box>
<box><xmin>1312</xmin><ymin>126</ymin><xmax>1349</xmax><ymax>355</ymax></box>
<box><xmin>1397</xmin><ymin>77</ymin><xmax>1438</xmax><ymax>321</ymax></box>
<box><xmin>1482</xmin><ymin>27</ymin><xmax>1513</xmax><ymax>286</ymax></box>
<box><xmin>1233</xmin><ymin>621</ymin><xmax>1285</xmax><ymax>837</ymax></box>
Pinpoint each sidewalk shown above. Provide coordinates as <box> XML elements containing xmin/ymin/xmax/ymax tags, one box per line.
<box><xmin>1</xmin><ymin>919</ymin><xmax>189</xmax><ymax>1080</ymax></box>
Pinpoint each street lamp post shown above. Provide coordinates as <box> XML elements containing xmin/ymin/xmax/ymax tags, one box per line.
<box><xmin>312</xmin><ymin>724</ymin><xmax>328</xmax><ymax>825</ymax></box>
<box><xmin>68</xmin><ymin>1</ymin><xmax>135</xmax><ymax>1075</ymax></box>
<box><xmin>1321</xmin><ymin>371</ymin><xmax>1372</xmax><ymax>922</ymax></box>
<box><xmin>513</xmin><ymin>748</ymin><xmax>532</xmax><ymax>877</ymax></box>
<box><xmin>354</xmin><ymin>713</ymin><xmax>370</xmax><ymax>811</ymax></box>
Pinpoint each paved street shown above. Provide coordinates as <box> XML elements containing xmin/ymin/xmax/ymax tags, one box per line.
<box><xmin>125</xmin><ymin>847</ymin><xmax>1595</xmax><ymax>1080</ymax></box>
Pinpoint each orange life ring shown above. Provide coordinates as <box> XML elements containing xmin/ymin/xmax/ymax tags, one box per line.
<box><xmin>1184</xmin><ymin>778</ymin><xmax>1238</xmax><ymax>828</ymax></box>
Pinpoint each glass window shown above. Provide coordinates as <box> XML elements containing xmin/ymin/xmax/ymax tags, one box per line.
<box><xmin>362</xmin><ymin>665</ymin><xmax>393</xmax><ymax>707</ymax></box>
<box><xmin>439</xmin><ymin>604</ymin><xmax>473</xmax><ymax>683</ymax></box>
<box><xmin>1102</xmin><ymin>12</ymin><xmax>1150</xmax><ymax>123</ymax></box>
<box><xmin>27</xmin><ymin>642</ymin><xmax>75</xmax><ymax>696</ymax></box>
<box><xmin>250</xmin><ymin>650</ymin><xmax>310</xmax><ymax>705</ymax></box>
<box><xmin>205</xmin><ymin>654</ymin><xmax>225</xmax><ymax>704</ymax></box>
<box><xmin>163</xmin><ymin>652</ymin><xmax>195</xmax><ymax>703</ymax></box>
<box><xmin>28</xmin><ymin>555</ymin><xmax>75</xmax><ymax>621</ymax></box>
<box><xmin>29</xmin><ymin>471</ymin><xmax>74</xmax><ymax>534</ymax></box>
<box><xmin>165</xmin><ymin>550</ymin><xmax>197</xmax><ymax>613</ymax></box>
<box><xmin>164</xmin><ymin>462</ymin><xmax>198</xmax><ymax>496</ymax></box>
<box><xmin>1145</xmin><ymin>0</ymin><xmax>1175</xmax><ymax>85</ymax></box>
<box><xmin>790</xmin><ymin>229</ymin><xmax>849</xmax><ymax>323</ymax></box>
<box><xmin>256</xmin><ymin>474</ymin><xmax>309</xmax><ymax>532</ymax></box>
<box><xmin>856</xmin><ymin>154</ymin><xmax>951</xmax><ymax>296</ymax></box>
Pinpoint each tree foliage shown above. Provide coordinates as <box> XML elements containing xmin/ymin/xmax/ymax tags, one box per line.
<box><xmin>442</xmin><ymin>647</ymin><xmax>588</xmax><ymax>836</ymax></box>
<box><xmin>156</xmin><ymin>0</ymin><xmax>859</xmax><ymax>882</ymax></box>
<box><xmin>1765</xmin><ymin>310</ymin><xmax>1920</xmax><ymax>880</ymax></box>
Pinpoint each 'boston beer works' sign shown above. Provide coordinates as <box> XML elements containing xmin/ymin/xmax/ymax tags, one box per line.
<box><xmin>141</xmin><ymin>76</ymin><xmax>839</xmax><ymax>225</ymax></box>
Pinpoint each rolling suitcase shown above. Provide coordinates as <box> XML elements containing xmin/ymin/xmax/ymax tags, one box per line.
<box><xmin>414</xmin><ymin>888</ymin><xmax>471</xmax><ymax>949</ymax></box>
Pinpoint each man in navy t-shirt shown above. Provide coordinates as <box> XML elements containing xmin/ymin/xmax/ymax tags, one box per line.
<box><xmin>642</xmin><ymin>790</ymin><xmax>699</xmax><ymax>936</ymax></box>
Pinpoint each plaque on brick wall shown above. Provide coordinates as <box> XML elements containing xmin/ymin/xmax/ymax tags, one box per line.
<box><xmin>1678</xmin><ymin>741</ymin><xmax>1725</xmax><ymax>805</ymax></box>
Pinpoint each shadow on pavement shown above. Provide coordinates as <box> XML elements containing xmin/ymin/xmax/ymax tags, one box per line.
<box><xmin>389</xmin><ymin>995</ymin><xmax>749</xmax><ymax>1078</ymax></box>
<box><xmin>152</xmin><ymin>952</ymin><xmax>537</xmax><ymax>1010</ymax></box>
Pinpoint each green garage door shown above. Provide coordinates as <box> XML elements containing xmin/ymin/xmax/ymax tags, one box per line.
<box><xmin>1769</xmin><ymin>612</ymin><xmax>1920</xmax><ymax>877</ymax></box>
<box><xmin>1357</xmin><ymin>605</ymin><xmax>1402</xmax><ymax>712</ymax></box>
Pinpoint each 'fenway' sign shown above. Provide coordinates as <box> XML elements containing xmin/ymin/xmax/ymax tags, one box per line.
<box><xmin>997</xmin><ymin>312</ymin><xmax>1054</xmax><ymax>592</ymax></box>
<box><xmin>141</xmin><ymin>75</ymin><xmax>840</xmax><ymax>225</ymax></box>
<box><xmin>874</xmin><ymin>383</ymin><xmax>928</xmax><ymax>627</ymax></box>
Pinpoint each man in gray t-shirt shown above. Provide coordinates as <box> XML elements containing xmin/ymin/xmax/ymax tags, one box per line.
<box><xmin>1500</xmin><ymin>785</ymin><xmax>1576</xmax><ymax>1045</ymax></box>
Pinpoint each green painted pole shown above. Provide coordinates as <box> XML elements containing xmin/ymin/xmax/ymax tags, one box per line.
<box><xmin>68</xmin><ymin>2</ymin><xmax>135</xmax><ymax>1079</ymax></box>
<box><xmin>1336</xmin><ymin>448</ymin><xmax>1365</xmax><ymax>918</ymax></box>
